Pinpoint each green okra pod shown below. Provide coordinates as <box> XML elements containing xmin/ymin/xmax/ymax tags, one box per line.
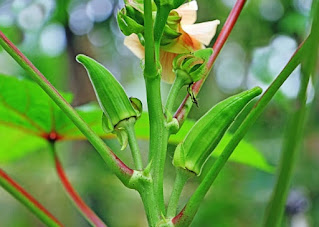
<box><xmin>173</xmin><ymin>87</ymin><xmax>263</xmax><ymax>175</ymax></box>
<box><xmin>76</xmin><ymin>54</ymin><xmax>142</xmax><ymax>149</ymax></box>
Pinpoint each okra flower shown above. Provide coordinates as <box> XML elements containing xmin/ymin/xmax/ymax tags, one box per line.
<box><xmin>124</xmin><ymin>0</ymin><xmax>220</xmax><ymax>83</ymax></box>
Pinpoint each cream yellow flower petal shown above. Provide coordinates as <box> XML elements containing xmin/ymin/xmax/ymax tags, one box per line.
<box><xmin>160</xmin><ymin>51</ymin><xmax>178</xmax><ymax>83</ymax></box>
<box><xmin>124</xmin><ymin>34</ymin><xmax>145</xmax><ymax>59</ymax></box>
<box><xmin>182</xmin><ymin>20</ymin><xmax>220</xmax><ymax>46</ymax></box>
<box><xmin>175</xmin><ymin>0</ymin><xmax>198</xmax><ymax>25</ymax></box>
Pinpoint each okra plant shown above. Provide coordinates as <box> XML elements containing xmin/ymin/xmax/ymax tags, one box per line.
<box><xmin>0</xmin><ymin>0</ymin><xmax>318</xmax><ymax>226</ymax></box>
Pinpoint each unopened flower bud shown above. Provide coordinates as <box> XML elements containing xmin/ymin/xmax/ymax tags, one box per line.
<box><xmin>173</xmin><ymin>87</ymin><xmax>262</xmax><ymax>175</ymax></box>
<box><xmin>173</xmin><ymin>48</ymin><xmax>212</xmax><ymax>85</ymax></box>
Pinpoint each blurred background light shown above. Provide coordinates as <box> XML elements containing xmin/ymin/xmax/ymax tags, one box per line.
<box><xmin>40</xmin><ymin>23</ymin><xmax>66</xmax><ymax>57</ymax></box>
<box><xmin>17</xmin><ymin>3</ymin><xmax>45</xmax><ymax>30</ymax></box>
<box><xmin>214</xmin><ymin>42</ymin><xmax>246</xmax><ymax>93</ymax></box>
<box><xmin>69</xmin><ymin>4</ymin><xmax>93</xmax><ymax>35</ymax></box>
<box><xmin>86</xmin><ymin>0</ymin><xmax>113</xmax><ymax>22</ymax></box>
<box><xmin>0</xmin><ymin>2</ymin><xmax>14</xmax><ymax>27</ymax></box>
<box><xmin>248</xmin><ymin>35</ymin><xmax>301</xmax><ymax>99</ymax></box>
<box><xmin>259</xmin><ymin>0</ymin><xmax>284</xmax><ymax>21</ymax></box>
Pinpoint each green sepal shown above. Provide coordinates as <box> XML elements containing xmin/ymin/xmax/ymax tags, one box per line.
<box><xmin>102</xmin><ymin>114</ymin><xmax>114</xmax><ymax>133</ymax></box>
<box><xmin>114</xmin><ymin>121</ymin><xmax>129</xmax><ymax>150</ymax></box>
<box><xmin>173</xmin><ymin>87</ymin><xmax>263</xmax><ymax>175</ymax></box>
<box><xmin>129</xmin><ymin>97</ymin><xmax>143</xmax><ymax>118</ymax></box>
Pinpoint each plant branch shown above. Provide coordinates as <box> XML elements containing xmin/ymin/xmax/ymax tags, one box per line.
<box><xmin>0</xmin><ymin>168</ymin><xmax>63</xmax><ymax>227</ymax></box>
<box><xmin>263</xmin><ymin>3</ymin><xmax>319</xmax><ymax>225</ymax></box>
<box><xmin>166</xmin><ymin>169</ymin><xmax>190</xmax><ymax>218</ymax></box>
<box><xmin>124</xmin><ymin>121</ymin><xmax>144</xmax><ymax>170</ymax></box>
<box><xmin>0</xmin><ymin>31</ymin><xmax>133</xmax><ymax>187</ymax></box>
<box><xmin>174</xmin><ymin>0</ymin><xmax>247</xmax><ymax>124</ymax></box>
<box><xmin>49</xmin><ymin>143</ymin><xmax>107</xmax><ymax>227</ymax></box>
<box><xmin>173</xmin><ymin>36</ymin><xmax>309</xmax><ymax>227</ymax></box>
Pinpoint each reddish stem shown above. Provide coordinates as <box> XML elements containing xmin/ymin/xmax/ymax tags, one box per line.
<box><xmin>52</xmin><ymin>149</ymin><xmax>107</xmax><ymax>227</ymax></box>
<box><xmin>0</xmin><ymin>168</ymin><xmax>63</xmax><ymax>226</ymax></box>
<box><xmin>174</xmin><ymin>0</ymin><xmax>247</xmax><ymax>123</ymax></box>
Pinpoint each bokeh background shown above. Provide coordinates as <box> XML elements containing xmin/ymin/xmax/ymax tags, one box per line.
<box><xmin>0</xmin><ymin>0</ymin><xmax>318</xmax><ymax>226</ymax></box>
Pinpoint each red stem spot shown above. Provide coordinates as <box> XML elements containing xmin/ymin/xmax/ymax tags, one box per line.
<box><xmin>41</xmin><ymin>131</ymin><xmax>63</xmax><ymax>143</ymax></box>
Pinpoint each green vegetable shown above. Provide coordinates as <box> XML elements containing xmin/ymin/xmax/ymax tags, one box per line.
<box><xmin>173</xmin><ymin>87</ymin><xmax>263</xmax><ymax>175</ymax></box>
<box><xmin>76</xmin><ymin>54</ymin><xmax>142</xmax><ymax>149</ymax></box>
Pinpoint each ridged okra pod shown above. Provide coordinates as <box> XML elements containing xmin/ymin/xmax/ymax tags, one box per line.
<box><xmin>173</xmin><ymin>87</ymin><xmax>263</xmax><ymax>175</ymax></box>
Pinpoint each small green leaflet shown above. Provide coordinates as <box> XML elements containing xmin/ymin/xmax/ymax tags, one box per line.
<box><xmin>0</xmin><ymin>75</ymin><xmax>273</xmax><ymax>173</ymax></box>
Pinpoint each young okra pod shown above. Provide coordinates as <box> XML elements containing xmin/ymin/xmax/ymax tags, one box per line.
<box><xmin>76</xmin><ymin>54</ymin><xmax>142</xmax><ymax>149</ymax></box>
<box><xmin>173</xmin><ymin>87</ymin><xmax>263</xmax><ymax>175</ymax></box>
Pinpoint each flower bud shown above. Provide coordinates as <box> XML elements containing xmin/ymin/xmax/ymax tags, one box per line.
<box><xmin>160</xmin><ymin>11</ymin><xmax>182</xmax><ymax>46</ymax></box>
<box><xmin>76</xmin><ymin>54</ymin><xmax>142</xmax><ymax>149</ymax></box>
<box><xmin>173</xmin><ymin>48</ymin><xmax>212</xmax><ymax>85</ymax></box>
<box><xmin>173</xmin><ymin>87</ymin><xmax>262</xmax><ymax>175</ymax></box>
<box><xmin>117</xmin><ymin>5</ymin><xmax>144</xmax><ymax>36</ymax></box>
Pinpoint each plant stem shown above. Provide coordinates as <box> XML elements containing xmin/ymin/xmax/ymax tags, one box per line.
<box><xmin>173</xmin><ymin>36</ymin><xmax>309</xmax><ymax>227</ymax></box>
<box><xmin>174</xmin><ymin>0</ymin><xmax>247</xmax><ymax>125</ymax></box>
<box><xmin>138</xmin><ymin>179</ymin><xmax>160</xmax><ymax>227</ymax></box>
<box><xmin>143</xmin><ymin>0</ymin><xmax>166</xmax><ymax>213</ymax></box>
<box><xmin>0</xmin><ymin>168</ymin><xmax>63</xmax><ymax>227</ymax></box>
<box><xmin>0</xmin><ymin>31</ymin><xmax>133</xmax><ymax>187</ymax></box>
<box><xmin>49</xmin><ymin>143</ymin><xmax>107</xmax><ymax>227</ymax></box>
<box><xmin>263</xmin><ymin>4</ymin><xmax>319</xmax><ymax>225</ymax></box>
<box><xmin>165</xmin><ymin>76</ymin><xmax>185</xmax><ymax>115</ymax></box>
<box><xmin>123</xmin><ymin>120</ymin><xmax>144</xmax><ymax>170</ymax></box>
<box><xmin>154</xmin><ymin>6</ymin><xmax>171</xmax><ymax>61</ymax></box>
<box><xmin>166</xmin><ymin>169</ymin><xmax>190</xmax><ymax>218</ymax></box>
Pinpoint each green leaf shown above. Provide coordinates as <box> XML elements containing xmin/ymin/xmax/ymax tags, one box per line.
<box><xmin>0</xmin><ymin>125</ymin><xmax>47</xmax><ymax>163</ymax></box>
<box><xmin>0</xmin><ymin>75</ymin><xmax>110</xmax><ymax>162</ymax></box>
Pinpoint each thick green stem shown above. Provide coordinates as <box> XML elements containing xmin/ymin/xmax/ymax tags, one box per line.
<box><xmin>144</xmin><ymin>0</ymin><xmax>167</xmax><ymax>213</ymax></box>
<box><xmin>0</xmin><ymin>168</ymin><xmax>63</xmax><ymax>227</ymax></box>
<box><xmin>49</xmin><ymin>143</ymin><xmax>107</xmax><ymax>227</ymax></box>
<box><xmin>173</xmin><ymin>36</ymin><xmax>309</xmax><ymax>227</ymax></box>
<box><xmin>138</xmin><ymin>180</ymin><xmax>160</xmax><ymax>227</ymax></box>
<box><xmin>145</xmin><ymin>77</ymin><xmax>166</xmax><ymax>211</ymax></box>
<box><xmin>124</xmin><ymin>121</ymin><xmax>144</xmax><ymax>170</ymax></box>
<box><xmin>166</xmin><ymin>169</ymin><xmax>190</xmax><ymax>218</ymax></box>
<box><xmin>0</xmin><ymin>31</ymin><xmax>133</xmax><ymax>187</ymax></box>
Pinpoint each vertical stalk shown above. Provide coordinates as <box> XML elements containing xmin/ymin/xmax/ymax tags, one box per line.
<box><xmin>166</xmin><ymin>169</ymin><xmax>190</xmax><ymax>218</ymax></box>
<box><xmin>49</xmin><ymin>143</ymin><xmax>107</xmax><ymax>227</ymax></box>
<box><xmin>165</xmin><ymin>77</ymin><xmax>185</xmax><ymax>115</ymax></box>
<box><xmin>143</xmin><ymin>0</ymin><xmax>166</xmax><ymax>212</ymax></box>
<box><xmin>123</xmin><ymin>121</ymin><xmax>144</xmax><ymax>170</ymax></box>
<box><xmin>0</xmin><ymin>168</ymin><xmax>63</xmax><ymax>227</ymax></box>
